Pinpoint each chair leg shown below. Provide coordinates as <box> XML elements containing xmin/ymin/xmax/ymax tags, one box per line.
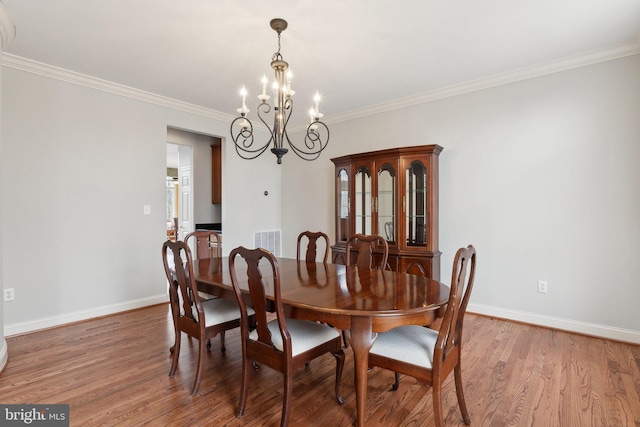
<box><xmin>169</xmin><ymin>321</ymin><xmax>179</xmax><ymax>354</ymax></box>
<box><xmin>432</xmin><ymin>382</ymin><xmax>444</xmax><ymax>427</ymax></box>
<box><xmin>169</xmin><ymin>332</ymin><xmax>181</xmax><ymax>378</ymax></box>
<box><xmin>333</xmin><ymin>350</ymin><xmax>346</xmax><ymax>405</ymax></box>
<box><xmin>454</xmin><ymin>363</ymin><xmax>471</xmax><ymax>425</ymax></box>
<box><xmin>280</xmin><ymin>368</ymin><xmax>293</xmax><ymax>427</ymax></box>
<box><xmin>191</xmin><ymin>338</ymin><xmax>206</xmax><ymax>395</ymax></box>
<box><xmin>220</xmin><ymin>330</ymin><xmax>226</xmax><ymax>353</ymax></box>
<box><xmin>342</xmin><ymin>329</ymin><xmax>350</xmax><ymax>348</ymax></box>
<box><xmin>237</xmin><ymin>356</ymin><xmax>249</xmax><ymax>418</ymax></box>
<box><xmin>391</xmin><ymin>372</ymin><xmax>400</xmax><ymax>391</ymax></box>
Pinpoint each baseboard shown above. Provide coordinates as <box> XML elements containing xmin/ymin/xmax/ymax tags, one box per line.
<box><xmin>0</xmin><ymin>338</ymin><xmax>7</xmax><ymax>374</ymax></box>
<box><xmin>3</xmin><ymin>294</ymin><xmax>169</xmax><ymax>337</ymax></box>
<box><xmin>5</xmin><ymin>297</ymin><xmax>638</xmax><ymax>344</ymax></box>
<box><xmin>468</xmin><ymin>303</ymin><xmax>640</xmax><ymax>344</ymax></box>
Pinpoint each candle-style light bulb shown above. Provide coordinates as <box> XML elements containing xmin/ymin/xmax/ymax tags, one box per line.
<box><xmin>261</xmin><ymin>75</ymin><xmax>268</xmax><ymax>96</ymax></box>
<box><xmin>272</xmin><ymin>81</ymin><xmax>279</xmax><ymax>103</ymax></box>
<box><xmin>314</xmin><ymin>92</ymin><xmax>321</xmax><ymax>116</ymax></box>
<box><xmin>237</xmin><ymin>86</ymin><xmax>249</xmax><ymax>115</ymax></box>
<box><xmin>258</xmin><ymin>75</ymin><xmax>271</xmax><ymax>103</ymax></box>
<box><xmin>286</xmin><ymin>70</ymin><xmax>294</xmax><ymax>97</ymax></box>
<box><xmin>309</xmin><ymin>106</ymin><xmax>318</xmax><ymax>132</ymax></box>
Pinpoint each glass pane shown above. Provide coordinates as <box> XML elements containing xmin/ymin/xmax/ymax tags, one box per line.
<box><xmin>406</xmin><ymin>160</ymin><xmax>427</xmax><ymax>246</ymax></box>
<box><xmin>337</xmin><ymin>169</ymin><xmax>349</xmax><ymax>242</ymax></box>
<box><xmin>355</xmin><ymin>166</ymin><xmax>372</xmax><ymax>235</ymax></box>
<box><xmin>377</xmin><ymin>163</ymin><xmax>395</xmax><ymax>244</ymax></box>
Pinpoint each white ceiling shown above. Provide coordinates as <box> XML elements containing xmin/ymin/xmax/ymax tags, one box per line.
<box><xmin>3</xmin><ymin>0</ymin><xmax>640</xmax><ymax>128</ymax></box>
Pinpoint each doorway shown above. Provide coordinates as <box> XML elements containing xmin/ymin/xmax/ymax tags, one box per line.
<box><xmin>166</xmin><ymin>127</ymin><xmax>223</xmax><ymax>243</ymax></box>
<box><xmin>166</xmin><ymin>143</ymin><xmax>194</xmax><ymax>240</ymax></box>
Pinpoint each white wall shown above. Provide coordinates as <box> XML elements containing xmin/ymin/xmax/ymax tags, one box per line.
<box><xmin>1</xmin><ymin>62</ymin><xmax>280</xmax><ymax>334</ymax></box>
<box><xmin>2</xmin><ymin>50</ymin><xmax>638</xmax><ymax>344</ymax></box>
<box><xmin>282</xmin><ymin>54</ymin><xmax>640</xmax><ymax>342</ymax></box>
<box><xmin>0</xmin><ymin>2</ymin><xmax>16</xmax><ymax>371</ymax></box>
<box><xmin>222</xmin><ymin>137</ymin><xmax>283</xmax><ymax>256</ymax></box>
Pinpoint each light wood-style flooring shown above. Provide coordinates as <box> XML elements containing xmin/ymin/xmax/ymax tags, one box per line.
<box><xmin>1</xmin><ymin>303</ymin><xmax>639</xmax><ymax>426</ymax></box>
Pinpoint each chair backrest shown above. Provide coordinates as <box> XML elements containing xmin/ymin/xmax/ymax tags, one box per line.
<box><xmin>229</xmin><ymin>247</ymin><xmax>291</xmax><ymax>354</ymax></box>
<box><xmin>345</xmin><ymin>234</ymin><xmax>389</xmax><ymax>270</ymax></box>
<box><xmin>184</xmin><ymin>230</ymin><xmax>222</xmax><ymax>259</ymax></box>
<box><xmin>161</xmin><ymin>240</ymin><xmax>204</xmax><ymax>332</ymax></box>
<box><xmin>435</xmin><ymin>245</ymin><xmax>476</xmax><ymax>363</ymax></box>
<box><xmin>296</xmin><ymin>231</ymin><xmax>330</xmax><ymax>264</ymax></box>
<box><xmin>384</xmin><ymin>221</ymin><xmax>394</xmax><ymax>241</ymax></box>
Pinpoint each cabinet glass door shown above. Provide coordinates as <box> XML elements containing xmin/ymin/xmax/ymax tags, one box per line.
<box><xmin>336</xmin><ymin>169</ymin><xmax>349</xmax><ymax>242</ymax></box>
<box><xmin>406</xmin><ymin>160</ymin><xmax>427</xmax><ymax>247</ymax></box>
<box><xmin>377</xmin><ymin>163</ymin><xmax>396</xmax><ymax>245</ymax></box>
<box><xmin>355</xmin><ymin>166</ymin><xmax>372</xmax><ymax>234</ymax></box>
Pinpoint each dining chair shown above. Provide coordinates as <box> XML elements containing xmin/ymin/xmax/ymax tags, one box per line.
<box><xmin>296</xmin><ymin>230</ymin><xmax>330</xmax><ymax>264</ymax></box>
<box><xmin>368</xmin><ymin>245</ymin><xmax>477</xmax><ymax>427</ymax></box>
<box><xmin>345</xmin><ymin>233</ymin><xmax>389</xmax><ymax>270</ymax></box>
<box><xmin>185</xmin><ymin>230</ymin><xmax>222</xmax><ymax>304</ymax></box>
<box><xmin>229</xmin><ymin>246</ymin><xmax>346</xmax><ymax>427</ymax></box>
<box><xmin>184</xmin><ymin>230</ymin><xmax>222</xmax><ymax>259</ymax></box>
<box><xmin>161</xmin><ymin>240</ymin><xmax>255</xmax><ymax>395</ymax></box>
<box><xmin>297</xmin><ymin>230</ymin><xmax>348</xmax><ymax>347</ymax></box>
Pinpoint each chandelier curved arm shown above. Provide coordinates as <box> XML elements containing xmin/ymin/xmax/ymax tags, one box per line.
<box><xmin>256</xmin><ymin>101</ymin><xmax>277</xmax><ymax>142</ymax></box>
<box><xmin>230</xmin><ymin>104</ymin><xmax>273</xmax><ymax>160</ymax></box>
<box><xmin>287</xmin><ymin>120</ymin><xmax>330</xmax><ymax>161</ymax></box>
<box><xmin>267</xmin><ymin>97</ymin><xmax>294</xmax><ymax>164</ymax></box>
<box><xmin>280</xmin><ymin>97</ymin><xmax>294</xmax><ymax>147</ymax></box>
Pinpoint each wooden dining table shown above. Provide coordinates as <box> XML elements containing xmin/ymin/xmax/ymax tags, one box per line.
<box><xmin>193</xmin><ymin>256</ymin><xmax>449</xmax><ymax>427</ymax></box>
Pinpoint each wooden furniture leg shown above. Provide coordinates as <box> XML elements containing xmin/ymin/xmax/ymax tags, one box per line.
<box><xmin>349</xmin><ymin>316</ymin><xmax>377</xmax><ymax>427</ymax></box>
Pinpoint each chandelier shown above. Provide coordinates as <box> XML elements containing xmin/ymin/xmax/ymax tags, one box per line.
<box><xmin>230</xmin><ymin>18</ymin><xmax>329</xmax><ymax>164</ymax></box>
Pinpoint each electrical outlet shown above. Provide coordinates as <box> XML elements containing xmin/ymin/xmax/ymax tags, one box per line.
<box><xmin>3</xmin><ymin>288</ymin><xmax>15</xmax><ymax>301</ymax></box>
<box><xmin>537</xmin><ymin>280</ymin><xmax>548</xmax><ymax>294</ymax></box>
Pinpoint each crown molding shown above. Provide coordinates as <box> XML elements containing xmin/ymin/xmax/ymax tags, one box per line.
<box><xmin>1</xmin><ymin>53</ymin><xmax>235</xmax><ymax>122</ymax></box>
<box><xmin>0</xmin><ymin>1</ymin><xmax>16</xmax><ymax>49</ymax></box>
<box><xmin>3</xmin><ymin>41</ymin><xmax>639</xmax><ymax>130</ymax></box>
<box><xmin>326</xmin><ymin>42</ymin><xmax>640</xmax><ymax>126</ymax></box>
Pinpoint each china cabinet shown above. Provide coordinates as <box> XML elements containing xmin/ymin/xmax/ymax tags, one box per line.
<box><xmin>331</xmin><ymin>145</ymin><xmax>442</xmax><ymax>280</ymax></box>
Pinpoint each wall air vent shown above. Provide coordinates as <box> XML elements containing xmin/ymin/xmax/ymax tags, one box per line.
<box><xmin>253</xmin><ymin>230</ymin><xmax>281</xmax><ymax>257</ymax></box>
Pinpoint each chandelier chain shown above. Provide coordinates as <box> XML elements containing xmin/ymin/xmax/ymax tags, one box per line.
<box><xmin>272</xmin><ymin>32</ymin><xmax>283</xmax><ymax>62</ymax></box>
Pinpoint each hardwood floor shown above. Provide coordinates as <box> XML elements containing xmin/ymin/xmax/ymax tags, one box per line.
<box><xmin>2</xmin><ymin>303</ymin><xmax>639</xmax><ymax>426</ymax></box>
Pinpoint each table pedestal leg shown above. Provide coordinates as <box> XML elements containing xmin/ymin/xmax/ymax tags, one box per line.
<box><xmin>349</xmin><ymin>316</ymin><xmax>377</xmax><ymax>427</ymax></box>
